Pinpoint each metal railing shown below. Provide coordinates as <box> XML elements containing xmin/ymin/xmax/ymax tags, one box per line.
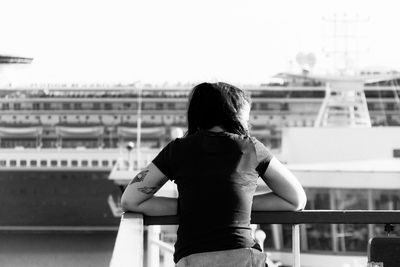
<box><xmin>110</xmin><ymin>210</ymin><xmax>400</xmax><ymax>267</ymax></box>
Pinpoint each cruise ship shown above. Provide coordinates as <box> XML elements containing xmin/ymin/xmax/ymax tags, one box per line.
<box><xmin>1</xmin><ymin>55</ymin><xmax>400</xmax><ymax>265</ymax></box>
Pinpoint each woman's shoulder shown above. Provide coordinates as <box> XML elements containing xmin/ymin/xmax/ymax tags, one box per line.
<box><xmin>165</xmin><ymin>134</ymin><xmax>197</xmax><ymax>149</ymax></box>
<box><xmin>227</xmin><ymin>133</ymin><xmax>262</xmax><ymax>145</ymax></box>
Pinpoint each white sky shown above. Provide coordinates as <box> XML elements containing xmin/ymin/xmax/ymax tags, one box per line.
<box><xmin>1</xmin><ymin>0</ymin><xmax>399</xmax><ymax>84</ymax></box>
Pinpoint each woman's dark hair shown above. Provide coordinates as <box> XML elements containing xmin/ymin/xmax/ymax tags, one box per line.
<box><xmin>186</xmin><ymin>82</ymin><xmax>251</xmax><ymax>136</ymax></box>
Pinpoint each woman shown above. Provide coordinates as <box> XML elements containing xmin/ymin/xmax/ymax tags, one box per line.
<box><xmin>121</xmin><ymin>82</ymin><xmax>307</xmax><ymax>267</ymax></box>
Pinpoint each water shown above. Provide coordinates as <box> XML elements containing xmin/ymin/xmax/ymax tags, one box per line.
<box><xmin>0</xmin><ymin>232</ymin><xmax>117</xmax><ymax>267</ymax></box>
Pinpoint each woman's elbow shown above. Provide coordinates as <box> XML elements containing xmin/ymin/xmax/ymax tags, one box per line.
<box><xmin>293</xmin><ymin>191</ymin><xmax>307</xmax><ymax>211</ymax></box>
<box><xmin>120</xmin><ymin>197</ymin><xmax>141</xmax><ymax>213</ymax></box>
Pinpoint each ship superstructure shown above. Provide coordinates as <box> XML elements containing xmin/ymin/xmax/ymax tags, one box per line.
<box><xmin>263</xmin><ymin>72</ymin><xmax>400</xmax><ymax>267</ymax></box>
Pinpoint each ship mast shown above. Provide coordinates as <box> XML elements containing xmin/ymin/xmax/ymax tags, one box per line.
<box><xmin>315</xmin><ymin>14</ymin><xmax>371</xmax><ymax>127</ymax></box>
<box><xmin>136</xmin><ymin>86</ymin><xmax>142</xmax><ymax>170</ymax></box>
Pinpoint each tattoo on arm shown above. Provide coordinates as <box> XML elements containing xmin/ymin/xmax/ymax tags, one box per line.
<box><xmin>129</xmin><ymin>170</ymin><xmax>149</xmax><ymax>185</ymax></box>
<box><xmin>137</xmin><ymin>186</ymin><xmax>160</xmax><ymax>195</ymax></box>
<box><xmin>136</xmin><ymin>177</ymin><xmax>167</xmax><ymax>195</ymax></box>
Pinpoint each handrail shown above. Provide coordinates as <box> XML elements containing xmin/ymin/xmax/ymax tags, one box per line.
<box><xmin>143</xmin><ymin>210</ymin><xmax>400</xmax><ymax>225</ymax></box>
<box><xmin>110</xmin><ymin>210</ymin><xmax>400</xmax><ymax>267</ymax></box>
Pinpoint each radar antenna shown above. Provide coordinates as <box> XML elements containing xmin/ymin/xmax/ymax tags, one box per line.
<box><xmin>314</xmin><ymin>14</ymin><xmax>372</xmax><ymax>127</ymax></box>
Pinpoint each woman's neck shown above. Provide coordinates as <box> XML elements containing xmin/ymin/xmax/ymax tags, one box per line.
<box><xmin>208</xmin><ymin>126</ymin><xmax>225</xmax><ymax>132</ymax></box>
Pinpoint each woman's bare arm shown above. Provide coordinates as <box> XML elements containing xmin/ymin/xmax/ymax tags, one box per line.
<box><xmin>121</xmin><ymin>162</ymin><xmax>178</xmax><ymax>216</ymax></box>
<box><xmin>252</xmin><ymin>157</ymin><xmax>307</xmax><ymax>211</ymax></box>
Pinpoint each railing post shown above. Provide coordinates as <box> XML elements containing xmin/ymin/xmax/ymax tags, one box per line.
<box><xmin>148</xmin><ymin>238</ymin><xmax>175</xmax><ymax>267</ymax></box>
<box><xmin>292</xmin><ymin>224</ymin><xmax>301</xmax><ymax>267</ymax></box>
<box><xmin>110</xmin><ymin>213</ymin><xmax>144</xmax><ymax>267</ymax></box>
<box><xmin>145</xmin><ymin>225</ymin><xmax>161</xmax><ymax>267</ymax></box>
<box><xmin>272</xmin><ymin>224</ymin><xmax>283</xmax><ymax>250</ymax></box>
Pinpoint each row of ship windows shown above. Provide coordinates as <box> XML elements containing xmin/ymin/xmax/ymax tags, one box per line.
<box><xmin>2</xmin><ymin>101</ymin><xmax>400</xmax><ymax>112</ymax></box>
<box><xmin>1</xmin><ymin>102</ymin><xmax>186</xmax><ymax>111</ymax></box>
<box><xmin>0</xmin><ymin>115</ymin><xmax>317</xmax><ymax>126</ymax></box>
<box><xmin>2</xmin><ymin>89</ymin><xmax>327</xmax><ymax>99</ymax></box>
<box><xmin>0</xmin><ymin>114</ymin><xmax>186</xmax><ymax>121</ymax></box>
<box><xmin>0</xmin><ymin>159</ymin><xmax>116</xmax><ymax>168</ymax></box>
<box><xmin>368</xmin><ymin>102</ymin><xmax>400</xmax><ymax>111</ymax></box>
<box><xmin>2</xmin><ymin>89</ymin><xmax>399</xmax><ymax>100</ymax></box>
<box><xmin>0</xmin><ymin>102</ymin><xmax>317</xmax><ymax>111</ymax></box>
<box><xmin>3</xmin><ymin>90</ymin><xmax>191</xmax><ymax>99</ymax></box>
<box><xmin>0</xmin><ymin>115</ymin><xmax>398</xmax><ymax>128</ymax></box>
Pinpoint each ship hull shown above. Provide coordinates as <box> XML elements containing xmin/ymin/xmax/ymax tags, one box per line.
<box><xmin>0</xmin><ymin>170</ymin><xmax>121</xmax><ymax>228</ymax></box>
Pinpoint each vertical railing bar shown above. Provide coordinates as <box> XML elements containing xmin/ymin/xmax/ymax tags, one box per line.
<box><xmin>146</xmin><ymin>225</ymin><xmax>161</xmax><ymax>267</ymax></box>
<box><xmin>329</xmin><ymin>189</ymin><xmax>338</xmax><ymax>253</ymax></box>
<box><xmin>292</xmin><ymin>224</ymin><xmax>301</xmax><ymax>267</ymax></box>
<box><xmin>110</xmin><ymin>213</ymin><xmax>144</xmax><ymax>267</ymax></box>
<box><xmin>367</xmin><ymin>189</ymin><xmax>374</xmax><ymax>241</ymax></box>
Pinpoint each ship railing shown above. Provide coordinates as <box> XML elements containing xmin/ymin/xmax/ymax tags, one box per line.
<box><xmin>109</xmin><ymin>210</ymin><xmax>400</xmax><ymax>267</ymax></box>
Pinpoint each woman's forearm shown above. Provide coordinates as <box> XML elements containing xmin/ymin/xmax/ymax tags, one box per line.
<box><xmin>252</xmin><ymin>192</ymin><xmax>304</xmax><ymax>211</ymax></box>
<box><xmin>121</xmin><ymin>196</ymin><xmax>178</xmax><ymax>216</ymax></box>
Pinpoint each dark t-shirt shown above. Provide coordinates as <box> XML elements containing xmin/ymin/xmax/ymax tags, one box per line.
<box><xmin>152</xmin><ymin>130</ymin><xmax>273</xmax><ymax>263</ymax></box>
